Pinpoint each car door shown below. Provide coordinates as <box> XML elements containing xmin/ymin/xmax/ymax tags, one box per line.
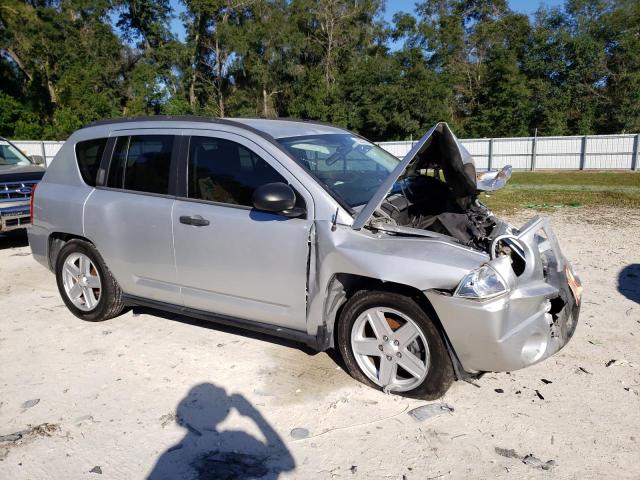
<box><xmin>84</xmin><ymin>130</ymin><xmax>181</xmax><ymax>305</ymax></box>
<box><xmin>172</xmin><ymin>130</ymin><xmax>313</xmax><ymax>330</ymax></box>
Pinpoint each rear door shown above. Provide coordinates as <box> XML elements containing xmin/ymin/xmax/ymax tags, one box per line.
<box><xmin>84</xmin><ymin>130</ymin><xmax>181</xmax><ymax>304</ymax></box>
<box><xmin>172</xmin><ymin>130</ymin><xmax>313</xmax><ymax>330</ymax></box>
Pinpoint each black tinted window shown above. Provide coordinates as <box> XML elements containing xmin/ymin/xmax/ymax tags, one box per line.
<box><xmin>107</xmin><ymin>135</ymin><xmax>174</xmax><ymax>194</ymax></box>
<box><xmin>75</xmin><ymin>138</ymin><xmax>107</xmax><ymax>186</ymax></box>
<box><xmin>107</xmin><ymin>136</ymin><xmax>127</xmax><ymax>188</ymax></box>
<box><xmin>188</xmin><ymin>136</ymin><xmax>287</xmax><ymax>206</ymax></box>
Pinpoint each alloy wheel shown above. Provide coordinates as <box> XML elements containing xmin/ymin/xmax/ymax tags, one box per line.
<box><xmin>61</xmin><ymin>252</ymin><xmax>102</xmax><ymax>311</ymax></box>
<box><xmin>350</xmin><ymin>307</ymin><xmax>430</xmax><ymax>392</ymax></box>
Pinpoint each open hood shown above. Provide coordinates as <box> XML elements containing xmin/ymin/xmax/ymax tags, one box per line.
<box><xmin>352</xmin><ymin>122</ymin><xmax>478</xmax><ymax>230</ymax></box>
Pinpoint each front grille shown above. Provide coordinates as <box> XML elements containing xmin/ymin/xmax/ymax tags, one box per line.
<box><xmin>0</xmin><ymin>180</ymin><xmax>38</xmax><ymax>231</ymax></box>
<box><xmin>0</xmin><ymin>180</ymin><xmax>38</xmax><ymax>203</ymax></box>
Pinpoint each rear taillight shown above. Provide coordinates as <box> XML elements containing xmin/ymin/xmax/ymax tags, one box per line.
<box><xmin>30</xmin><ymin>183</ymin><xmax>37</xmax><ymax>225</ymax></box>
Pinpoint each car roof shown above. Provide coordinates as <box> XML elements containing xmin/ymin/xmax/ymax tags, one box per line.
<box><xmin>227</xmin><ymin>118</ymin><xmax>346</xmax><ymax>139</ymax></box>
<box><xmin>85</xmin><ymin>116</ymin><xmax>346</xmax><ymax>140</ymax></box>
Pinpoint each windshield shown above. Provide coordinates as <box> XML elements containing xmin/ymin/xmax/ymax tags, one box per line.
<box><xmin>277</xmin><ymin>134</ymin><xmax>401</xmax><ymax>207</ymax></box>
<box><xmin>0</xmin><ymin>140</ymin><xmax>32</xmax><ymax>166</ymax></box>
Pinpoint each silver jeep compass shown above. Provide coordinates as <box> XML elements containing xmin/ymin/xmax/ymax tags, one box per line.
<box><xmin>29</xmin><ymin>117</ymin><xmax>581</xmax><ymax>399</ymax></box>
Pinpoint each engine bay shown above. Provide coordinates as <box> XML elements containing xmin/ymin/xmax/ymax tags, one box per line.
<box><xmin>359</xmin><ymin>123</ymin><xmax>517</xmax><ymax>253</ymax></box>
<box><xmin>372</xmin><ymin>172</ymin><xmax>499</xmax><ymax>252</ymax></box>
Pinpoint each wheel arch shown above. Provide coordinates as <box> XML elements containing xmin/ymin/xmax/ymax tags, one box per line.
<box><xmin>48</xmin><ymin>232</ymin><xmax>95</xmax><ymax>271</ymax></box>
<box><xmin>324</xmin><ymin>273</ymin><xmax>468</xmax><ymax>380</ymax></box>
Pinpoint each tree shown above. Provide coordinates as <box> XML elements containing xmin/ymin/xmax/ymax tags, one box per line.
<box><xmin>179</xmin><ymin>0</ymin><xmax>253</xmax><ymax>116</ymax></box>
<box><xmin>1</xmin><ymin>0</ymin><xmax>639</xmax><ymax>140</ymax></box>
<box><xmin>598</xmin><ymin>0</ymin><xmax>640</xmax><ymax>132</ymax></box>
<box><xmin>113</xmin><ymin>0</ymin><xmax>182</xmax><ymax>115</ymax></box>
<box><xmin>284</xmin><ymin>0</ymin><xmax>386</xmax><ymax>126</ymax></box>
<box><xmin>0</xmin><ymin>0</ymin><xmax>125</xmax><ymax>138</ymax></box>
<box><xmin>523</xmin><ymin>7</ymin><xmax>573</xmax><ymax>135</ymax></box>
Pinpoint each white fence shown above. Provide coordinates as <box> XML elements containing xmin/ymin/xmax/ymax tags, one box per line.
<box><xmin>378</xmin><ymin>133</ymin><xmax>640</xmax><ymax>171</ymax></box>
<box><xmin>10</xmin><ymin>133</ymin><xmax>640</xmax><ymax>170</ymax></box>
<box><xmin>11</xmin><ymin>140</ymin><xmax>63</xmax><ymax>167</ymax></box>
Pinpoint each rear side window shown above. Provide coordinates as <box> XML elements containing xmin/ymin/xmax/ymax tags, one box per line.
<box><xmin>187</xmin><ymin>136</ymin><xmax>287</xmax><ymax>207</ymax></box>
<box><xmin>107</xmin><ymin>135</ymin><xmax>174</xmax><ymax>195</ymax></box>
<box><xmin>75</xmin><ymin>138</ymin><xmax>107</xmax><ymax>186</ymax></box>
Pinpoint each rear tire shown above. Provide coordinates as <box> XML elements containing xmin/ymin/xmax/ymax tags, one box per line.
<box><xmin>55</xmin><ymin>239</ymin><xmax>125</xmax><ymax>322</ymax></box>
<box><xmin>337</xmin><ymin>290</ymin><xmax>454</xmax><ymax>400</ymax></box>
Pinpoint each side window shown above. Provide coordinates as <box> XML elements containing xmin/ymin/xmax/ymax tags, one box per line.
<box><xmin>107</xmin><ymin>136</ymin><xmax>128</xmax><ymax>188</ymax></box>
<box><xmin>107</xmin><ymin>135</ymin><xmax>174</xmax><ymax>195</ymax></box>
<box><xmin>75</xmin><ymin>138</ymin><xmax>107</xmax><ymax>186</ymax></box>
<box><xmin>187</xmin><ymin>136</ymin><xmax>288</xmax><ymax>207</ymax></box>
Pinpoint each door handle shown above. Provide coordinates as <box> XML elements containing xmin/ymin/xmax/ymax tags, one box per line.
<box><xmin>179</xmin><ymin>215</ymin><xmax>210</xmax><ymax>227</ymax></box>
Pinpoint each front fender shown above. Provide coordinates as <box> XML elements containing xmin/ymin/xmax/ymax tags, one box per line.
<box><xmin>306</xmin><ymin>221</ymin><xmax>488</xmax><ymax>343</ymax></box>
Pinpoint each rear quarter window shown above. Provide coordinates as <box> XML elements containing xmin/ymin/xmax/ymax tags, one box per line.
<box><xmin>75</xmin><ymin>138</ymin><xmax>108</xmax><ymax>187</ymax></box>
<box><xmin>106</xmin><ymin>135</ymin><xmax>174</xmax><ymax>195</ymax></box>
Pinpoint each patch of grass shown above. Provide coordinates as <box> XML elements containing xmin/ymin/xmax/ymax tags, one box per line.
<box><xmin>508</xmin><ymin>171</ymin><xmax>640</xmax><ymax>187</ymax></box>
<box><xmin>483</xmin><ymin>171</ymin><xmax>640</xmax><ymax>212</ymax></box>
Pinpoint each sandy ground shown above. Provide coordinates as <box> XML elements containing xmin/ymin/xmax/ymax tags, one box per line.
<box><xmin>0</xmin><ymin>208</ymin><xmax>639</xmax><ymax>480</ymax></box>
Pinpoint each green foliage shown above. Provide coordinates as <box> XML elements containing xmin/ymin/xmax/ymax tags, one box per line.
<box><xmin>0</xmin><ymin>92</ymin><xmax>43</xmax><ymax>138</ymax></box>
<box><xmin>0</xmin><ymin>0</ymin><xmax>639</xmax><ymax>140</ymax></box>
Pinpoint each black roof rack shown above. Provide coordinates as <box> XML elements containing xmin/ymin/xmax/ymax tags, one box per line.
<box><xmin>85</xmin><ymin>115</ymin><xmax>233</xmax><ymax>128</ymax></box>
<box><xmin>84</xmin><ymin>115</ymin><xmax>278</xmax><ymax>146</ymax></box>
<box><xmin>84</xmin><ymin>115</ymin><xmax>338</xmax><ymax>129</ymax></box>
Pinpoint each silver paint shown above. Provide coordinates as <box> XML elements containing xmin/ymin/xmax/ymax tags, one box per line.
<box><xmin>30</xmin><ymin>117</ymin><xmax>580</xmax><ymax>382</ymax></box>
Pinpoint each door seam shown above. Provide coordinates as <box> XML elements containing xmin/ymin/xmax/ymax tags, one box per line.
<box><xmin>170</xmin><ymin>200</ymin><xmax>183</xmax><ymax>305</ymax></box>
<box><xmin>81</xmin><ymin>188</ymin><xmax>96</xmax><ymax>236</ymax></box>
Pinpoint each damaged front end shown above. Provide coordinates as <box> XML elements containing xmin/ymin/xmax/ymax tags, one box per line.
<box><xmin>426</xmin><ymin>216</ymin><xmax>581</xmax><ymax>372</ymax></box>
<box><xmin>354</xmin><ymin>122</ymin><xmax>510</xmax><ymax>252</ymax></box>
<box><xmin>352</xmin><ymin>123</ymin><xmax>581</xmax><ymax>373</ymax></box>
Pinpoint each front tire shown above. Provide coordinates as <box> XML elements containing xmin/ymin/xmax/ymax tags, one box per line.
<box><xmin>337</xmin><ymin>290</ymin><xmax>454</xmax><ymax>400</ymax></box>
<box><xmin>55</xmin><ymin>239</ymin><xmax>125</xmax><ymax>321</ymax></box>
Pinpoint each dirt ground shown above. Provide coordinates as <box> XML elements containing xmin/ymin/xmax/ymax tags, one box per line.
<box><xmin>1</xmin><ymin>208</ymin><xmax>639</xmax><ymax>479</ymax></box>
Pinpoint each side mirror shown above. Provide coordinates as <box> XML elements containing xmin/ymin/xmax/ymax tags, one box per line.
<box><xmin>476</xmin><ymin>164</ymin><xmax>512</xmax><ymax>192</ymax></box>
<box><xmin>252</xmin><ymin>182</ymin><xmax>305</xmax><ymax>218</ymax></box>
<box><xmin>29</xmin><ymin>155</ymin><xmax>45</xmax><ymax>165</ymax></box>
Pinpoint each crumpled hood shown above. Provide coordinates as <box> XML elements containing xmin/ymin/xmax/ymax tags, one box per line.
<box><xmin>352</xmin><ymin>122</ymin><xmax>477</xmax><ymax>230</ymax></box>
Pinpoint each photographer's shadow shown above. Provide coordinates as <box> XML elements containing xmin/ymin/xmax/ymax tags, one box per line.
<box><xmin>148</xmin><ymin>383</ymin><xmax>295</xmax><ymax>480</ymax></box>
<box><xmin>618</xmin><ymin>264</ymin><xmax>640</xmax><ymax>304</ymax></box>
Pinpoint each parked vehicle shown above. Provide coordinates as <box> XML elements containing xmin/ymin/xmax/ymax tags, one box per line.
<box><xmin>0</xmin><ymin>137</ymin><xmax>45</xmax><ymax>233</ymax></box>
<box><xmin>29</xmin><ymin>117</ymin><xmax>581</xmax><ymax>399</ymax></box>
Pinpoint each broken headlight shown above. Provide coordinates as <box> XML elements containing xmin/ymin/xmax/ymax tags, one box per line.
<box><xmin>454</xmin><ymin>264</ymin><xmax>508</xmax><ymax>299</ymax></box>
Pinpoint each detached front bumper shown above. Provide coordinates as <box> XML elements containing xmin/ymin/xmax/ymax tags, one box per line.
<box><xmin>426</xmin><ymin>217</ymin><xmax>581</xmax><ymax>373</ymax></box>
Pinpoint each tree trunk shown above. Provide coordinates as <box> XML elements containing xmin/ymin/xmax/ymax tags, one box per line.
<box><xmin>47</xmin><ymin>79</ymin><xmax>57</xmax><ymax>105</ymax></box>
<box><xmin>44</xmin><ymin>59</ymin><xmax>57</xmax><ymax>105</ymax></box>
<box><xmin>325</xmin><ymin>19</ymin><xmax>334</xmax><ymax>90</ymax></box>
<box><xmin>218</xmin><ymin>89</ymin><xmax>225</xmax><ymax>118</ymax></box>
<box><xmin>189</xmin><ymin>75</ymin><xmax>197</xmax><ymax>109</ymax></box>
<box><xmin>262</xmin><ymin>87</ymin><xmax>268</xmax><ymax>117</ymax></box>
<box><xmin>214</xmin><ymin>36</ymin><xmax>225</xmax><ymax>117</ymax></box>
<box><xmin>189</xmin><ymin>28</ymin><xmax>200</xmax><ymax>108</ymax></box>
<box><xmin>189</xmin><ymin>13</ymin><xmax>207</xmax><ymax>109</ymax></box>
<box><xmin>4</xmin><ymin>49</ymin><xmax>32</xmax><ymax>81</ymax></box>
